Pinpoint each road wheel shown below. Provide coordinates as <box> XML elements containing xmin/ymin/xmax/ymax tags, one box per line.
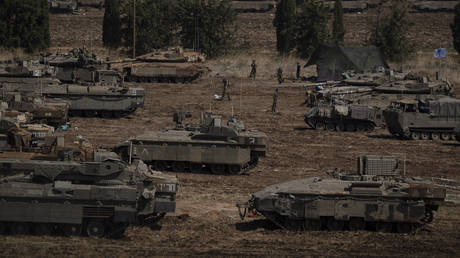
<box><xmin>326</xmin><ymin>123</ymin><xmax>336</xmax><ymax>131</ymax></box>
<box><xmin>306</xmin><ymin>219</ymin><xmax>322</xmax><ymax>231</ymax></box>
<box><xmin>172</xmin><ymin>161</ymin><xmax>186</xmax><ymax>172</ymax></box>
<box><xmin>421</xmin><ymin>132</ymin><xmax>430</xmax><ymax>140</ymax></box>
<box><xmin>229</xmin><ymin>164</ymin><xmax>242</xmax><ymax>175</ymax></box>
<box><xmin>366</xmin><ymin>124</ymin><xmax>375</xmax><ymax>131</ymax></box>
<box><xmin>190</xmin><ymin>163</ymin><xmax>202</xmax><ymax>173</ymax></box>
<box><xmin>356</xmin><ymin>124</ymin><xmax>366</xmax><ymax>132</ymax></box>
<box><xmin>70</xmin><ymin>110</ymin><xmax>83</xmax><ymax>117</ymax></box>
<box><xmin>431</xmin><ymin>132</ymin><xmax>440</xmax><ymax>140</ymax></box>
<box><xmin>327</xmin><ymin>218</ymin><xmax>344</xmax><ymax>231</ymax></box>
<box><xmin>396</xmin><ymin>223</ymin><xmax>414</xmax><ymax>234</ymax></box>
<box><xmin>336</xmin><ymin>123</ymin><xmax>346</xmax><ymax>132</ymax></box>
<box><xmin>100</xmin><ymin>111</ymin><xmax>113</xmax><ymax>119</ymax></box>
<box><xmin>84</xmin><ymin>110</ymin><xmax>97</xmax><ymax>117</ymax></box>
<box><xmin>441</xmin><ymin>132</ymin><xmax>450</xmax><ymax>141</ymax></box>
<box><xmin>410</xmin><ymin>131</ymin><xmax>420</xmax><ymax>140</ymax></box>
<box><xmin>155</xmin><ymin>161</ymin><xmax>168</xmax><ymax>171</ymax></box>
<box><xmin>450</xmin><ymin>133</ymin><xmax>457</xmax><ymax>141</ymax></box>
<box><xmin>86</xmin><ymin>220</ymin><xmax>105</xmax><ymax>238</ymax></box>
<box><xmin>315</xmin><ymin>122</ymin><xmax>325</xmax><ymax>130</ymax></box>
<box><xmin>376</xmin><ymin>222</ymin><xmax>393</xmax><ymax>233</ymax></box>
<box><xmin>210</xmin><ymin>164</ymin><xmax>227</xmax><ymax>175</ymax></box>
<box><xmin>35</xmin><ymin>223</ymin><xmax>53</xmax><ymax>236</ymax></box>
<box><xmin>11</xmin><ymin>223</ymin><xmax>29</xmax><ymax>235</ymax></box>
<box><xmin>345</xmin><ymin>123</ymin><xmax>356</xmax><ymax>132</ymax></box>
<box><xmin>348</xmin><ymin>217</ymin><xmax>365</xmax><ymax>231</ymax></box>
<box><xmin>63</xmin><ymin>224</ymin><xmax>82</xmax><ymax>237</ymax></box>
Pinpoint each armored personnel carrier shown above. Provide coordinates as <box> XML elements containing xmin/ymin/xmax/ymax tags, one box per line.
<box><xmin>0</xmin><ymin>151</ymin><xmax>178</xmax><ymax>237</ymax></box>
<box><xmin>2</xmin><ymin>83</ymin><xmax>144</xmax><ymax>118</ymax></box>
<box><xmin>384</xmin><ymin>98</ymin><xmax>460</xmax><ymax>140</ymax></box>
<box><xmin>304</xmin><ymin>102</ymin><xmax>384</xmax><ymax>132</ymax></box>
<box><xmin>119</xmin><ymin>47</ymin><xmax>208</xmax><ymax>83</ymax></box>
<box><xmin>237</xmin><ymin>155</ymin><xmax>446</xmax><ymax>233</ymax></box>
<box><xmin>112</xmin><ymin>112</ymin><xmax>267</xmax><ymax>175</ymax></box>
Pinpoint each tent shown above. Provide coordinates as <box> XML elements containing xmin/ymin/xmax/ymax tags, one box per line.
<box><xmin>305</xmin><ymin>45</ymin><xmax>389</xmax><ymax>82</ymax></box>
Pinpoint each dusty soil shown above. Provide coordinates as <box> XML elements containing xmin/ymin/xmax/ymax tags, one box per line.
<box><xmin>1</xmin><ymin>6</ymin><xmax>459</xmax><ymax>258</ymax></box>
<box><xmin>1</xmin><ymin>79</ymin><xmax>460</xmax><ymax>257</ymax></box>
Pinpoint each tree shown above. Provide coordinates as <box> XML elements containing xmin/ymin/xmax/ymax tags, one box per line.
<box><xmin>451</xmin><ymin>1</ymin><xmax>460</xmax><ymax>55</ymax></box>
<box><xmin>121</xmin><ymin>0</ymin><xmax>178</xmax><ymax>56</ymax></box>
<box><xmin>296</xmin><ymin>0</ymin><xmax>329</xmax><ymax>59</ymax></box>
<box><xmin>369</xmin><ymin>0</ymin><xmax>412</xmax><ymax>62</ymax></box>
<box><xmin>177</xmin><ymin>0</ymin><xmax>236</xmax><ymax>58</ymax></box>
<box><xmin>0</xmin><ymin>0</ymin><xmax>50</xmax><ymax>52</ymax></box>
<box><xmin>273</xmin><ymin>0</ymin><xmax>297</xmax><ymax>55</ymax></box>
<box><xmin>332</xmin><ymin>0</ymin><xmax>345</xmax><ymax>45</ymax></box>
<box><xmin>103</xmin><ymin>0</ymin><xmax>122</xmax><ymax>48</ymax></box>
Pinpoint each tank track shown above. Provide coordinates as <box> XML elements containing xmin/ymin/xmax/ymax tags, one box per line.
<box><xmin>399</xmin><ymin>129</ymin><xmax>457</xmax><ymax>141</ymax></box>
<box><xmin>145</xmin><ymin>158</ymin><xmax>259</xmax><ymax>175</ymax></box>
<box><xmin>305</xmin><ymin>118</ymin><xmax>375</xmax><ymax>132</ymax></box>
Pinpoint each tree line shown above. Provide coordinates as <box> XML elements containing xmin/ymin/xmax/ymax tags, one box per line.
<box><xmin>2</xmin><ymin>0</ymin><xmax>460</xmax><ymax>62</ymax></box>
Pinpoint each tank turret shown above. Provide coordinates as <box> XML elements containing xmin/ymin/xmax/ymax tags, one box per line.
<box><xmin>237</xmin><ymin>155</ymin><xmax>446</xmax><ymax>233</ymax></box>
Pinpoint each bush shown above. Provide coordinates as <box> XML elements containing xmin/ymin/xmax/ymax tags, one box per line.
<box><xmin>0</xmin><ymin>0</ymin><xmax>50</xmax><ymax>53</ymax></box>
<box><xmin>451</xmin><ymin>1</ymin><xmax>460</xmax><ymax>55</ymax></box>
<box><xmin>103</xmin><ymin>0</ymin><xmax>122</xmax><ymax>49</ymax></box>
<box><xmin>332</xmin><ymin>0</ymin><xmax>345</xmax><ymax>45</ymax></box>
<box><xmin>273</xmin><ymin>0</ymin><xmax>297</xmax><ymax>55</ymax></box>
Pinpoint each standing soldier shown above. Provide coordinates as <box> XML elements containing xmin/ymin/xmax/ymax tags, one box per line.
<box><xmin>277</xmin><ymin>66</ymin><xmax>283</xmax><ymax>84</ymax></box>
<box><xmin>272</xmin><ymin>88</ymin><xmax>278</xmax><ymax>113</ymax></box>
<box><xmin>220</xmin><ymin>78</ymin><xmax>231</xmax><ymax>101</ymax></box>
<box><xmin>296</xmin><ymin>62</ymin><xmax>301</xmax><ymax>80</ymax></box>
<box><xmin>249</xmin><ymin>60</ymin><xmax>257</xmax><ymax>79</ymax></box>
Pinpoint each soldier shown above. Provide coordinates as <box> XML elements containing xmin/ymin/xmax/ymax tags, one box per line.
<box><xmin>272</xmin><ymin>88</ymin><xmax>278</xmax><ymax>113</ymax></box>
<box><xmin>249</xmin><ymin>60</ymin><xmax>257</xmax><ymax>79</ymax></box>
<box><xmin>220</xmin><ymin>78</ymin><xmax>231</xmax><ymax>101</ymax></box>
<box><xmin>296</xmin><ymin>62</ymin><xmax>301</xmax><ymax>80</ymax></box>
<box><xmin>277</xmin><ymin>66</ymin><xmax>283</xmax><ymax>84</ymax></box>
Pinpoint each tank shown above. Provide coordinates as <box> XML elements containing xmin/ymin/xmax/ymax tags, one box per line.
<box><xmin>304</xmin><ymin>102</ymin><xmax>384</xmax><ymax>132</ymax></box>
<box><xmin>48</xmin><ymin>0</ymin><xmax>78</xmax><ymax>12</ymax></box>
<box><xmin>0</xmin><ymin>151</ymin><xmax>178</xmax><ymax>237</ymax></box>
<box><xmin>112</xmin><ymin>112</ymin><xmax>267</xmax><ymax>175</ymax></box>
<box><xmin>119</xmin><ymin>47</ymin><xmax>209</xmax><ymax>83</ymax></box>
<box><xmin>237</xmin><ymin>155</ymin><xmax>446</xmax><ymax>233</ymax></box>
<box><xmin>1</xmin><ymin>83</ymin><xmax>144</xmax><ymax>118</ymax></box>
<box><xmin>383</xmin><ymin>98</ymin><xmax>460</xmax><ymax>140</ymax></box>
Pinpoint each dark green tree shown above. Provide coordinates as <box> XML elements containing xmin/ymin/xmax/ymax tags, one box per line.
<box><xmin>121</xmin><ymin>0</ymin><xmax>178</xmax><ymax>56</ymax></box>
<box><xmin>451</xmin><ymin>1</ymin><xmax>460</xmax><ymax>55</ymax></box>
<box><xmin>103</xmin><ymin>0</ymin><xmax>122</xmax><ymax>48</ymax></box>
<box><xmin>332</xmin><ymin>0</ymin><xmax>345</xmax><ymax>45</ymax></box>
<box><xmin>370</xmin><ymin>0</ymin><xmax>412</xmax><ymax>62</ymax></box>
<box><xmin>0</xmin><ymin>0</ymin><xmax>50</xmax><ymax>52</ymax></box>
<box><xmin>296</xmin><ymin>0</ymin><xmax>329</xmax><ymax>59</ymax></box>
<box><xmin>273</xmin><ymin>0</ymin><xmax>297</xmax><ymax>55</ymax></box>
<box><xmin>177</xmin><ymin>0</ymin><xmax>236</xmax><ymax>58</ymax></box>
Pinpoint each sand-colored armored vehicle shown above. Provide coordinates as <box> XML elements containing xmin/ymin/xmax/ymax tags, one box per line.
<box><xmin>1</xmin><ymin>83</ymin><xmax>144</xmax><ymax>118</ymax></box>
<box><xmin>231</xmin><ymin>1</ymin><xmax>276</xmax><ymax>12</ymax></box>
<box><xmin>112</xmin><ymin>112</ymin><xmax>267</xmax><ymax>175</ymax></box>
<box><xmin>0</xmin><ymin>151</ymin><xmax>178</xmax><ymax>237</ymax></box>
<box><xmin>237</xmin><ymin>155</ymin><xmax>446</xmax><ymax>233</ymax></box>
<box><xmin>48</xmin><ymin>0</ymin><xmax>78</xmax><ymax>12</ymax></box>
<box><xmin>304</xmin><ymin>102</ymin><xmax>384</xmax><ymax>132</ymax></box>
<box><xmin>384</xmin><ymin>98</ymin><xmax>460</xmax><ymax>140</ymax></box>
<box><xmin>119</xmin><ymin>47</ymin><xmax>208</xmax><ymax>83</ymax></box>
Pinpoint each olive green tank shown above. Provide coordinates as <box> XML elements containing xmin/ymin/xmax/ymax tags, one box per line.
<box><xmin>237</xmin><ymin>155</ymin><xmax>446</xmax><ymax>233</ymax></box>
<box><xmin>0</xmin><ymin>151</ymin><xmax>178</xmax><ymax>237</ymax></box>
<box><xmin>113</xmin><ymin>112</ymin><xmax>267</xmax><ymax>175</ymax></box>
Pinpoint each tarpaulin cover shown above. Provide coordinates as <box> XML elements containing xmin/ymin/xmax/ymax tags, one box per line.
<box><xmin>429</xmin><ymin>97</ymin><xmax>460</xmax><ymax>118</ymax></box>
<box><xmin>306</xmin><ymin>44</ymin><xmax>389</xmax><ymax>82</ymax></box>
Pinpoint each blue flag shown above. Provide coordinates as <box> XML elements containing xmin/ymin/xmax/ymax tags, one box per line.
<box><xmin>434</xmin><ymin>48</ymin><xmax>446</xmax><ymax>58</ymax></box>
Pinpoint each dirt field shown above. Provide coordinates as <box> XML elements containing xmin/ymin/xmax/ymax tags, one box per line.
<box><xmin>1</xmin><ymin>79</ymin><xmax>460</xmax><ymax>257</ymax></box>
<box><xmin>1</xmin><ymin>6</ymin><xmax>460</xmax><ymax>258</ymax></box>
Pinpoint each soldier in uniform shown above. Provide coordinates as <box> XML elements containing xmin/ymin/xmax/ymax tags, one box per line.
<box><xmin>277</xmin><ymin>66</ymin><xmax>283</xmax><ymax>84</ymax></box>
<box><xmin>249</xmin><ymin>60</ymin><xmax>257</xmax><ymax>79</ymax></box>
<box><xmin>272</xmin><ymin>88</ymin><xmax>278</xmax><ymax>113</ymax></box>
<box><xmin>220</xmin><ymin>78</ymin><xmax>231</xmax><ymax>101</ymax></box>
<box><xmin>296</xmin><ymin>62</ymin><xmax>301</xmax><ymax>80</ymax></box>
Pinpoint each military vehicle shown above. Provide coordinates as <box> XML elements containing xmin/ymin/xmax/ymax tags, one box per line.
<box><xmin>304</xmin><ymin>102</ymin><xmax>384</xmax><ymax>132</ymax></box>
<box><xmin>112</xmin><ymin>112</ymin><xmax>267</xmax><ymax>175</ymax></box>
<box><xmin>48</xmin><ymin>0</ymin><xmax>78</xmax><ymax>12</ymax></box>
<box><xmin>2</xmin><ymin>83</ymin><xmax>144</xmax><ymax>118</ymax></box>
<box><xmin>237</xmin><ymin>155</ymin><xmax>446</xmax><ymax>233</ymax></box>
<box><xmin>384</xmin><ymin>98</ymin><xmax>460</xmax><ymax>140</ymax></box>
<box><xmin>0</xmin><ymin>151</ymin><xmax>178</xmax><ymax>237</ymax></box>
<box><xmin>119</xmin><ymin>47</ymin><xmax>208</xmax><ymax>83</ymax></box>
<box><xmin>231</xmin><ymin>1</ymin><xmax>276</xmax><ymax>12</ymax></box>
